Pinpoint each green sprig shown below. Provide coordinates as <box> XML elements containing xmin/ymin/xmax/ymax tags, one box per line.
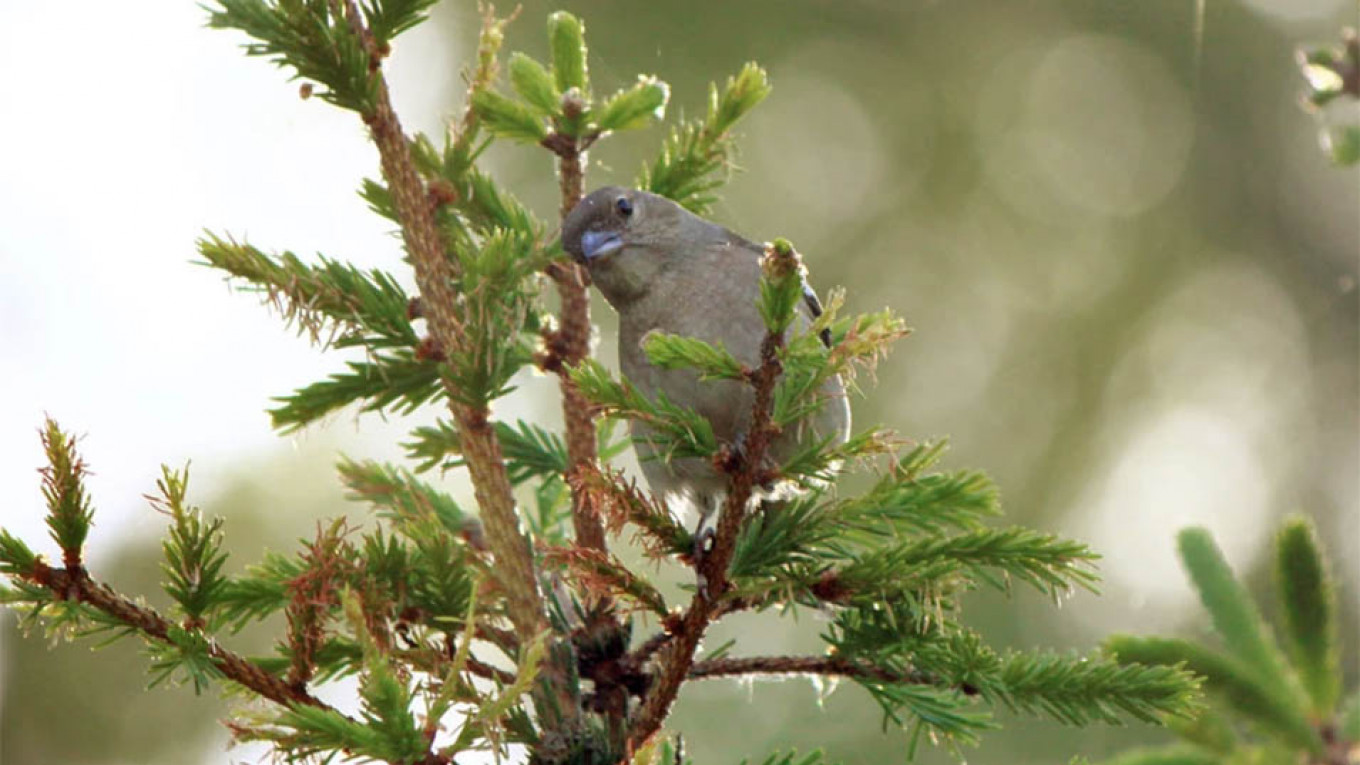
<box><xmin>641</xmin><ymin>62</ymin><xmax>771</xmax><ymax>213</ymax></box>
<box><xmin>269</xmin><ymin>349</ymin><xmax>442</xmax><ymax>430</ymax></box>
<box><xmin>473</xmin><ymin>89</ymin><xmax>550</xmax><ymax>143</ymax></box>
<box><xmin>509</xmin><ymin>52</ymin><xmax>561</xmax><ymax>115</ymax></box>
<box><xmin>39</xmin><ymin>418</ymin><xmax>94</xmax><ymax>567</ymax></box>
<box><xmin>596</xmin><ymin>75</ymin><xmax>670</xmax><ymax>132</ymax></box>
<box><xmin>570</xmin><ymin>359</ymin><xmax>718</xmax><ymax>459</ymax></box>
<box><xmin>547</xmin><ymin>12</ymin><xmax>588</xmax><ymax>96</ymax></box>
<box><xmin>642</xmin><ymin>332</ymin><xmax>746</xmax><ymax>382</ymax></box>
<box><xmin>197</xmin><ymin>234</ymin><xmax>417</xmax><ymax>349</ymax></box>
<box><xmin>336</xmin><ymin>457</ymin><xmax>469</xmax><ymax>536</ymax></box>
<box><xmin>207</xmin><ymin>1</ymin><xmax>378</xmax><ymax>113</ymax></box>
<box><xmin>1178</xmin><ymin>528</ymin><xmax>1310</xmax><ymax>719</ymax></box>
<box><xmin>153</xmin><ymin>465</ymin><xmax>230</xmax><ymax>627</ymax></box>
<box><xmin>1275</xmin><ymin>516</ymin><xmax>1341</xmax><ymax>715</ymax></box>
<box><xmin>361</xmin><ymin>0</ymin><xmax>439</xmax><ymax>45</ymax></box>
<box><xmin>1105</xmin><ymin>635</ymin><xmax>1321</xmax><ymax>754</ymax></box>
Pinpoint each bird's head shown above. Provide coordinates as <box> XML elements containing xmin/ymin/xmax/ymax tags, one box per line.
<box><xmin>561</xmin><ymin>186</ymin><xmax>705</xmax><ymax>306</ymax></box>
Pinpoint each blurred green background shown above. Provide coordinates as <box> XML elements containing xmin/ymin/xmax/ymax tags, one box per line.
<box><xmin>2</xmin><ymin>1</ymin><xmax>1355</xmax><ymax>763</ymax></box>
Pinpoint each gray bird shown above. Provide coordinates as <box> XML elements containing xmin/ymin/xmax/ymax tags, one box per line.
<box><xmin>561</xmin><ymin>186</ymin><xmax>851</xmax><ymax>523</ymax></box>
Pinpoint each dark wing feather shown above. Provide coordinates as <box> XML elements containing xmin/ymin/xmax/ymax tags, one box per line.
<box><xmin>802</xmin><ymin>282</ymin><xmax>833</xmax><ymax>348</ymax></box>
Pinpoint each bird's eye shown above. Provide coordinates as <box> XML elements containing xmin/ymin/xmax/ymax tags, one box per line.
<box><xmin>615</xmin><ymin>196</ymin><xmax>633</xmax><ymax>217</ymax></box>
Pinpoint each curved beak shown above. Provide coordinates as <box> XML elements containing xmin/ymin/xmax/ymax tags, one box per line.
<box><xmin>580</xmin><ymin>230</ymin><xmax>624</xmax><ymax>262</ymax></box>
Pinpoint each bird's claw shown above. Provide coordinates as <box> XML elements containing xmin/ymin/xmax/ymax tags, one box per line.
<box><xmin>714</xmin><ymin>432</ymin><xmax>749</xmax><ymax>475</ymax></box>
<box><xmin>692</xmin><ymin>526</ymin><xmax>716</xmax><ymax>600</ymax></box>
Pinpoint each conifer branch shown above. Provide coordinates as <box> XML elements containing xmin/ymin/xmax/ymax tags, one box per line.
<box><xmin>548</xmin><ymin>258</ymin><xmax>606</xmax><ymax>553</ymax></box>
<box><xmin>639</xmin><ymin>62</ymin><xmax>771</xmax><ymax>214</ymax></box>
<box><xmin>629</xmin><ymin>240</ymin><xmax>802</xmax><ymax>749</ymax></box>
<box><xmin>347</xmin><ymin>0</ymin><xmax>540</xmax><ymax>641</ymax></box>
<box><xmin>270</xmin><ymin>349</ymin><xmax>442</xmax><ymax>430</ymax></box>
<box><xmin>543</xmin><ymin>546</ymin><xmax>669</xmax><ymax>617</ymax></box>
<box><xmin>1101</xmin><ymin>515</ymin><xmax>1360</xmax><ymax>765</ymax></box>
<box><xmin>476</xmin><ymin>10</ymin><xmax>611</xmax><ymax>558</ymax></box>
<box><xmin>197</xmin><ymin>235</ymin><xmax>417</xmax><ymax>349</ymax></box>
<box><xmin>39</xmin><ymin>419</ymin><xmax>94</xmax><ymax>572</ymax></box>
<box><xmin>152</xmin><ymin>465</ymin><xmax>230</xmax><ymax>631</ymax></box>
<box><xmin>1275</xmin><ymin>516</ymin><xmax>1341</xmax><ymax>716</ymax></box>
<box><xmin>1177</xmin><ymin>528</ymin><xmax>1309</xmax><ymax>721</ymax></box>
<box><xmin>23</xmin><ymin>561</ymin><xmax>328</xmax><ymax>710</ymax></box>
<box><xmin>567</xmin><ymin>464</ymin><xmax>691</xmax><ymax>559</ymax></box>
<box><xmin>1106</xmin><ymin>635</ymin><xmax>1318</xmax><ymax>751</ymax></box>
<box><xmin>487</xmin><ymin>10</ymin><xmax>626</xmax><ymax>743</ymax></box>
<box><xmin>323</xmin><ymin>0</ymin><xmax>573</xmax><ymax>731</ymax></box>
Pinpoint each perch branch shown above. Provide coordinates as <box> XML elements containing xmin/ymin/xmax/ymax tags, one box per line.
<box><xmin>627</xmin><ymin>245</ymin><xmax>790</xmax><ymax>749</ymax></box>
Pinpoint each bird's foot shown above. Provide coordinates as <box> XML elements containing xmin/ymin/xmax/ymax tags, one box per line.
<box><xmin>692</xmin><ymin>525</ymin><xmax>716</xmax><ymax>600</ymax></box>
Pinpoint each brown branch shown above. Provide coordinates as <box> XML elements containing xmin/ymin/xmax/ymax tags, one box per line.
<box><xmin>626</xmin><ymin>244</ymin><xmax>794</xmax><ymax>750</ymax></box>
<box><xmin>31</xmin><ymin>562</ymin><xmax>327</xmax><ymax>709</ymax></box>
<box><xmin>538</xmin><ymin>90</ymin><xmax>629</xmax><ymax>750</ymax></box>
<box><xmin>548</xmin><ymin>257</ymin><xmax>604</xmax><ymax>554</ymax></box>
<box><xmin>541</xmin><ymin>88</ymin><xmax>607</xmax><ymax>556</ymax></box>
<box><xmin>687</xmin><ymin>655</ymin><xmax>934</xmax><ymax>686</ymax></box>
<box><xmin>334</xmin><ymin>0</ymin><xmax>543</xmax><ymax>651</ymax></box>
<box><xmin>332</xmin><ymin>0</ymin><xmax>579</xmax><ymax>732</ymax></box>
<box><xmin>616</xmin><ymin>592</ymin><xmax>764</xmax><ymax>678</ymax></box>
<box><xmin>620</xmin><ymin>629</ymin><xmax>675</xmax><ymax>673</ymax></box>
<box><xmin>465</xmin><ymin>655</ymin><xmax>518</xmax><ymax>685</ymax></box>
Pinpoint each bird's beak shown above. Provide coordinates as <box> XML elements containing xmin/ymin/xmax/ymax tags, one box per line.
<box><xmin>579</xmin><ymin>230</ymin><xmax>624</xmax><ymax>262</ymax></box>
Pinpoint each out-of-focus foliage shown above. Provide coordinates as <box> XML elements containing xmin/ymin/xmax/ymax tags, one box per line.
<box><xmin>1297</xmin><ymin>26</ymin><xmax>1360</xmax><ymax>164</ymax></box>
<box><xmin>1103</xmin><ymin>517</ymin><xmax>1355</xmax><ymax>765</ymax></box>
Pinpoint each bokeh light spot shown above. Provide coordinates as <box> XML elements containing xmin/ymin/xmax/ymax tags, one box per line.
<box><xmin>1239</xmin><ymin>0</ymin><xmax>1351</xmax><ymax>23</ymax></box>
<box><xmin>746</xmin><ymin>74</ymin><xmax>890</xmax><ymax>228</ymax></box>
<box><xmin>976</xmin><ymin>35</ymin><xmax>1193</xmax><ymax>223</ymax></box>
<box><xmin>1074</xmin><ymin>406</ymin><xmax>1273</xmax><ymax>607</ymax></box>
<box><xmin>1024</xmin><ymin>35</ymin><xmax>1194</xmax><ymax>217</ymax></box>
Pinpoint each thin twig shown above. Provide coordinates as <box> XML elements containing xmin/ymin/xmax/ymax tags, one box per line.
<box><xmin>539</xmin><ymin>92</ymin><xmax>623</xmax><ymax>746</ymax></box>
<box><xmin>541</xmin><ymin>93</ymin><xmax>607</xmax><ymax>555</ymax></box>
<box><xmin>400</xmin><ymin>643</ymin><xmax>518</xmax><ymax>687</ymax></box>
<box><xmin>616</xmin><ymin>590</ymin><xmax>768</xmax><ymax>679</ymax></box>
<box><xmin>31</xmin><ymin>562</ymin><xmax>328</xmax><ymax>709</ymax></box>
<box><xmin>465</xmin><ymin>655</ymin><xmax>518</xmax><ymax>685</ymax></box>
<box><xmin>687</xmin><ymin>655</ymin><xmax>933</xmax><ymax>686</ymax></box>
<box><xmin>476</xmin><ymin>623</ymin><xmax>520</xmax><ymax>655</ymax></box>
<box><xmin>621</xmin><ymin>629</ymin><xmax>675</xmax><ymax>672</ymax></box>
